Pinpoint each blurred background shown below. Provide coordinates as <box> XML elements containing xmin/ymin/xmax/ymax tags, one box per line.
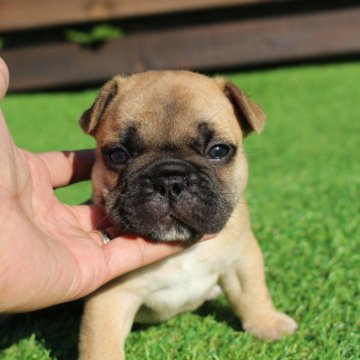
<box><xmin>1</xmin><ymin>0</ymin><xmax>360</xmax><ymax>91</ymax></box>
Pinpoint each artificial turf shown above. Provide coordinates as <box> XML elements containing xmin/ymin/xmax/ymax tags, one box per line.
<box><xmin>0</xmin><ymin>62</ymin><xmax>359</xmax><ymax>359</ymax></box>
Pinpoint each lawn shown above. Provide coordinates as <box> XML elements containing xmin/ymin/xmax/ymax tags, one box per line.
<box><xmin>0</xmin><ymin>62</ymin><xmax>359</xmax><ymax>359</ymax></box>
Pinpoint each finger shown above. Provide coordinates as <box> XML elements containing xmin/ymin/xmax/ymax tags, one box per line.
<box><xmin>70</xmin><ymin>204</ymin><xmax>113</xmax><ymax>231</ymax></box>
<box><xmin>0</xmin><ymin>57</ymin><xmax>9</xmax><ymax>100</ymax></box>
<box><xmin>36</xmin><ymin>149</ymin><xmax>95</xmax><ymax>188</ymax></box>
<box><xmin>102</xmin><ymin>236</ymin><xmax>185</xmax><ymax>281</ymax></box>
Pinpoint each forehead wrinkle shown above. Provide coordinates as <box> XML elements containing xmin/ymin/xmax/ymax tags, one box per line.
<box><xmin>103</xmin><ymin>72</ymin><xmax>242</xmax><ymax>149</ymax></box>
<box><xmin>135</xmin><ymin>102</ymin><xmax>195</xmax><ymax>147</ymax></box>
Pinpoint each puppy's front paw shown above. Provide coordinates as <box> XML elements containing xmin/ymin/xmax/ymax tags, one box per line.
<box><xmin>243</xmin><ymin>310</ymin><xmax>297</xmax><ymax>340</ymax></box>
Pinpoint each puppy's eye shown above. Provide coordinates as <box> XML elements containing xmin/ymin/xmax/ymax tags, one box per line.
<box><xmin>107</xmin><ymin>147</ymin><xmax>129</xmax><ymax>165</ymax></box>
<box><xmin>207</xmin><ymin>144</ymin><xmax>232</xmax><ymax>160</ymax></box>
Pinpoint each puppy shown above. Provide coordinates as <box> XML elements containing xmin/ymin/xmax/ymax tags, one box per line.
<box><xmin>78</xmin><ymin>71</ymin><xmax>297</xmax><ymax>359</ymax></box>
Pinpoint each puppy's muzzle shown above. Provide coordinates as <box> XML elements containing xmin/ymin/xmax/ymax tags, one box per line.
<box><xmin>109</xmin><ymin>157</ymin><xmax>231</xmax><ymax>241</ymax></box>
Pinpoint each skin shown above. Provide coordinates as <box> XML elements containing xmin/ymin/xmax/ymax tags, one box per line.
<box><xmin>0</xmin><ymin>57</ymin><xmax>185</xmax><ymax>313</ymax></box>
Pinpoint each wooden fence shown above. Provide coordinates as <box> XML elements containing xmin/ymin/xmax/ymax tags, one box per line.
<box><xmin>1</xmin><ymin>0</ymin><xmax>360</xmax><ymax>91</ymax></box>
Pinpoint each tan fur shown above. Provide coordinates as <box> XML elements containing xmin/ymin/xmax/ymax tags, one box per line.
<box><xmin>79</xmin><ymin>71</ymin><xmax>297</xmax><ymax>359</ymax></box>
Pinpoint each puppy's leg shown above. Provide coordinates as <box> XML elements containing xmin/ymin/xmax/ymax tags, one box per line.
<box><xmin>79</xmin><ymin>287</ymin><xmax>141</xmax><ymax>360</ymax></box>
<box><xmin>220</xmin><ymin>231</ymin><xmax>297</xmax><ymax>340</ymax></box>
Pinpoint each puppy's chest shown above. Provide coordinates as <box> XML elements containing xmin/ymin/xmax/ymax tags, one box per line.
<box><xmin>128</xmin><ymin>245</ymin><xmax>225</xmax><ymax>323</ymax></box>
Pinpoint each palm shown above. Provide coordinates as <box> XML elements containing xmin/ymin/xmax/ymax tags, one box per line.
<box><xmin>24</xmin><ymin>149</ymin><xmax>108</xmax><ymax>292</ymax></box>
<box><xmin>1</xmin><ymin>122</ymin><xmax>106</xmax><ymax>307</ymax></box>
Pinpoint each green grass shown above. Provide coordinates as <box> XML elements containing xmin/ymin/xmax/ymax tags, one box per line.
<box><xmin>1</xmin><ymin>62</ymin><xmax>359</xmax><ymax>359</ymax></box>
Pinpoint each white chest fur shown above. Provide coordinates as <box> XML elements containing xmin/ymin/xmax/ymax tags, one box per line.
<box><xmin>135</xmin><ymin>257</ymin><xmax>219</xmax><ymax>323</ymax></box>
<box><xmin>118</xmin><ymin>234</ymin><xmax>238</xmax><ymax>323</ymax></box>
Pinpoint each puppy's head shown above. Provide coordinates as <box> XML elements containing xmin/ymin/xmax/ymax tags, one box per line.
<box><xmin>80</xmin><ymin>71</ymin><xmax>265</xmax><ymax>242</ymax></box>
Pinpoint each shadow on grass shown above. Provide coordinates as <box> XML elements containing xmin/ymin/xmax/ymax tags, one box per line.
<box><xmin>195</xmin><ymin>300</ymin><xmax>244</xmax><ymax>332</ymax></box>
<box><xmin>132</xmin><ymin>299</ymin><xmax>244</xmax><ymax>333</ymax></box>
<box><xmin>0</xmin><ymin>300</ymin><xmax>83</xmax><ymax>360</ymax></box>
<box><xmin>0</xmin><ymin>299</ymin><xmax>243</xmax><ymax>359</ymax></box>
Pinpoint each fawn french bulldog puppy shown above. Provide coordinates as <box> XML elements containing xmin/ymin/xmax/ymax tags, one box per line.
<box><xmin>79</xmin><ymin>71</ymin><xmax>297</xmax><ymax>359</ymax></box>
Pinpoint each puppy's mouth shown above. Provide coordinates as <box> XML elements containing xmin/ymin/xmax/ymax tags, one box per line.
<box><xmin>124</xmin><ymin>212</ymin><xmax>201</xmax><ymax>243</ymax></box>
<box><xmin>107</xmin><ymin>190</ymin><xmax>229</xmax><ymax>243</ymax></box>
<box><xmin>154</xmin><ymin>213</ymin><xmax>200</xmax><ymax>242</ymax></box>
<box><xmin>106</xmin><ymin>200</ymin><xmax>207</xmax><ymax>243</ymax></box>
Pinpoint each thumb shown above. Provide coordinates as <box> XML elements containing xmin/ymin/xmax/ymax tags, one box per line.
<box><xmin>102</xmin><ymin>236</ymin><xmax>185</xmax><ymax>281</ymax></box>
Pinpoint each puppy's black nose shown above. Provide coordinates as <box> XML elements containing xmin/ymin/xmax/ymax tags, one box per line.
<box><xmin>153</xmin><ymin>176</ymin><xmax>186</xmax><ymax>200</ymax></box>
<box><xmin>144</xmin><ymin>159</ymin><xmax>194</xmax><ymax>201</ymax></box>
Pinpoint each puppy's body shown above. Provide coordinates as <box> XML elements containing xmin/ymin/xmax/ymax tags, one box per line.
<box><xmin>95</xmin><ymin>201</ymin><xmax>246</xmax><ymax>324</ymax></box>
<box><xmin>79</xmin><ymin>71</ymin><xmax>297</xmax><ymax>359</ymax></box>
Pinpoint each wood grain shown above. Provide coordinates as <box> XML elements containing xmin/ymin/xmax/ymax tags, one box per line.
<box><xmin>0</xmin><ymin>0</ymin><xmax>284</xmax><ymax>31</ymax></box>
<box><xmin>3</xmin><ymin>7</ymin><xmax>360</xmax><ymax>91</ymax></box>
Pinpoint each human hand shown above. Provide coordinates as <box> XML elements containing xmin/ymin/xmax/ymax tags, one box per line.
<box><xmin>0</xmin><ymin>58</ymin><xmax>184</xmax><ymax>313</ymax></box>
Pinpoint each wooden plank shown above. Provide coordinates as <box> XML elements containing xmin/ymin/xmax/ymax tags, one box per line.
<box><xmin>0</xmin><ymin>0</ymin><xmax>284</xmax><ymax>32</ymax></box>
<box><xmin>3</xmin><ymin>7</ymin><xmax>360</xmax><ymax>91</ymax></box>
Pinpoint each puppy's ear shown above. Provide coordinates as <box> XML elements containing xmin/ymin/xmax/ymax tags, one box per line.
<box><xmin>222</xmin><ymin>80</ymin><xmax>266</xmax><ymax>136</ymax></box>
<box><xmin>80</xmin><ymin>77</ymin><xmax>121</xmax><ymax>135</ymax></box>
